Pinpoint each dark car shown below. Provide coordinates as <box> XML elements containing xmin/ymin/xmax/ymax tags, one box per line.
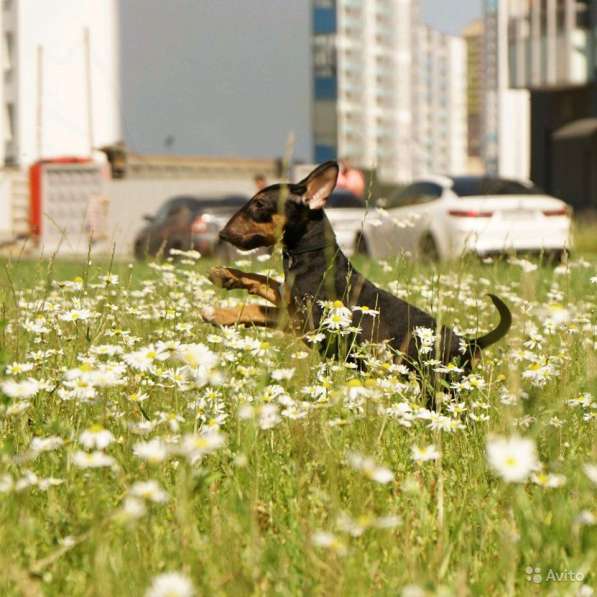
<box><xmin>134</xmin><ymin>195</ymin><xmax>248</xmax><ymax>259</ymax></box>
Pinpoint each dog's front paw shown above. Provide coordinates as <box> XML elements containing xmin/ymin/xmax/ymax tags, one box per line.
<box><xmin>209</xmin><ymin>266</ymin><xmax>240</xmax><ymax>289</ymax></box>
<box><xmin>202</xmin><ymin>307</ymin><xmax>240</xmax><ymax>326</ymax></box>
<box><xmin>200</xmin><ymin>306</ymin><xmax>216</xmax><ymax>323</ymax></box>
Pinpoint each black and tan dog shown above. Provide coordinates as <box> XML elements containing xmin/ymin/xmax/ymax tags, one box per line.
<box><xmin>206</xmin><ymin>161</ymin><xmax>511</xmax><ymax>370</ymax></box>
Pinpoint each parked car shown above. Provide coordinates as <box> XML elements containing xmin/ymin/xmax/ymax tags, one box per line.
<box><xmin>325</xmin><ymin>189</ymin><xmax>369</xmax><ymax>256</ymax></box>
<box><xmin>357</xmin><ymin>176</ymin><xmax>572</xmax><ymax>261</ymax></box>
<box><xmin>134</xmin><ymin>195</ymin><xmax>248</xmax><ymax>259</ymax></box>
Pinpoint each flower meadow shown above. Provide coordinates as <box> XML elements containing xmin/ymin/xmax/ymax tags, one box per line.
<box><xmin>0</xmin><ymin>252</ymin><xmax>595</xmax><ymax>596</ymax></box>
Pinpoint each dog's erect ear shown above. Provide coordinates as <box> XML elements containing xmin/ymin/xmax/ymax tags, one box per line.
<box><xmin>299</xmin><ymin>161</ymin><xmax>339</xmax><ymax>210</ymax></box>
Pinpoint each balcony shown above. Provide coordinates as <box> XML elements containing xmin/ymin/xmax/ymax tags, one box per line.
<box><xmin>508</xmin><ymin>3</ymin><xmax>594</xmax><ymax>89</ymax></box>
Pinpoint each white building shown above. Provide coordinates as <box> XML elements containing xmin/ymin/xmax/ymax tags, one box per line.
<box><xmin>482</xmin><ymin>0</ymin><xmax>530</xmax><ymax>180</ymax></box>
<box><xmin>508</xmin><ymin>0</ymin><xmax>593</xmax><ymax>89</ymax></box>
<box><xmin>313</xmin><ymin>0</ymin><xmax>417</xmax><ymax>183</ymax></box>
<box><xmin>312</xmin><ymin>0</ymin><xmax>468</xmax><ymax>184</ymax></box>
<box><xmin>0</xmin><ymin>0</ymin><xmax>120</xmax><ymax>167</ymax></box>
<box><xmin>413</xmin><ymin>24</ymin><xmax>467</xmax><ymax>178</ymax></box>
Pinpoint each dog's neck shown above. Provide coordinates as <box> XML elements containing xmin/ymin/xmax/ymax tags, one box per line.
<box><xmin>281</xmin><ymin>210</ymin><xmax>362</xmax><ymax>305</ymax></box>
<box><xmin>283</xmin><ymin>209</ymin><xmax>336</xmax><ymax>252</ymax></box>
<box><xmin>282</xmin><ymin>210</ymin><xmax>339</xmax><ymax>265</ymax></box>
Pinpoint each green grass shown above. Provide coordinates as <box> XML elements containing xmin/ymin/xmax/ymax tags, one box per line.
<box><xmin>573</xmin><ymin>219</ymin><xmax>597</xmax><ymax>256</ymax></box>
<box><xmin>0</xmin><ymin>249</ymin><xmax>595</xmax><ymax>596</ymax></box>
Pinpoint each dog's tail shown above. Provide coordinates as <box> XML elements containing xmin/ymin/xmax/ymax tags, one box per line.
<box><xmin>468</xmin><ymin>294</ymin><xmax>512</xmax><ymax>354</ymax></box>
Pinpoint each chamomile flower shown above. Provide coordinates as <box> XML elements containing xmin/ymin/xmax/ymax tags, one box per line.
<box><xmin>30</xmin><ymin>436</ymin><xmax>64</xmax><ymax>455</ymax></box>
<box><xmin>486</xmin><ymin>435</ymin><xmax>539</xmax><ymax>483</ymax></box>
<box><xmin>133</xmin><ymin>439</ymin><xmax>169</xmax><ymax>463</ymax></box>
<box><xmin>311</xmin><ymin>531</ymin><xmax>347</xmax><ymax>556</ymax></box>
<box><xmin>411</xmin><ymin>444</ymin><xmax>441</xmax><ymax>463</ymax></box>
<box><xmin>583</xmin><ymin>463</ymin><xmax>597</xmax><ymax>486</ymax></box>
<box><xmin>124</xmin><ymin>345</ymin><xmax>169</xmax><ymax>373</ymax></box>
<box><xmin>321</xmin><ymin>300</ymin><xmax>353</xmax><ymax>331</ymax></box>
<box><xmin>531</xmin><ymin>471</ymin><xmax>566</xmax><ymax>488</ymax></box>
<box><xmin>1</xmin><ymin>378</ymin><xmax>40</xmax><ymax>399</ymax></box>
<box><xmin>60</xmin><ymin>308</ymin><xmax>92</xmax><ymax>322</ymax></box>
<box><xmin>271</xmin><ymin>368</ymin><xmax>295</xmax><ymax>381</ymax></box>
<box><xmin>129</xmin><ymin>480</ymin><xmax>168</xmax><ymax>503</ymax></box>
<box><xmin>120</xmin><ymin>496</ymin><xmax>147</xmax><ymax>521</ymax></box>
<box><xmin>347</xmin><ymin>452</ymin><xmax>394</xmax><ymax>484</ymax></box>
<box><xmin>5</xmin><ymin>362</ymin><xmax>34</xmax><ymax>375</ymax></box>
<box><xmin>79</xmin><ymin>425</ymin><xmax>115</xmax><ymax>450</ymax></box>
<box><xmin>352</xmin><ymin>305</ymin><xmax>380</xmax><ymax>317</ymax></box>
<box><xmin>72</xmin><ymin>450</ymin><xmax>116</xmax><ymax>469</ymax></box>
<box><xmin>145</xmin><ymin>572</ymin><xmax>195</xmax><ymax>597</ymax></box>
<box><xmin>177</xmin><ymin>429</ymin><xmax>225</xmax><ymax>464</ymax></box>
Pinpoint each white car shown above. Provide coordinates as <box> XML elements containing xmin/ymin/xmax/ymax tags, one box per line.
<box><xmin>357</xmin><ymin>176</ymin><xmax>572</xmax><ymax>261</ymax></box>
<box><xmin>325</xmin><ymin>190</ymin><xmax>369</xmax><ymax>256</ymax></box>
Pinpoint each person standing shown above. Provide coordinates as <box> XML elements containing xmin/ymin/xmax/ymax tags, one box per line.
<box><xmin>336</xmin><ymin>159</ymin><xmax>365</xmax><ymax>198</ymax></box>
<box><xmin>254</xmin><ymin>174</ymin><xmax>267</xmax><ymax>192</ymax></box>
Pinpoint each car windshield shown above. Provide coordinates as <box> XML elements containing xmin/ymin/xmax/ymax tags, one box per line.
<box><xmin>154</xmin><ymin>195</ymin><xmax>248</xmax><ymax>221</ymax></box>
<box><xmin>327</xmin><ymin>191</ymin><xmax>365</xmax><ymax>208</ymax></box>
<box><xmin>451</xmin><ymin>177</ymin><xmax>544</xmax><ymax>197</ymax></box>
<box><xmin>189</xmin><ymin>196</ymin><xmax>248</xmax><ymax>210</ymax></box>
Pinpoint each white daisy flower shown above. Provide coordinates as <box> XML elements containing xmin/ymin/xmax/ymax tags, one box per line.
<box><xmin>311</xmin><ymin>531</ymin><xmax>347</xmax><ymax>556</ymax></box>
<box><xmin>30</xmin><ymin>436</ymin><xmax>64</xmax><ymax>454</ymax></box>
<box><xmin>583</xmin><ymin>463</ymin><xmax>597</xmax><ymax>486</ymax></box>
<box><xmin>129</xmin><ymin>480</ymin><xmax>168</xmax><ymax>503</ymax></box>
<box><xmin>486</xmin><ymin>435</ymin><xmax>539</xmax><ymax>483</ymax></box>
<box><xmin>178</xmin><ymin>429</ymin><xmax>225</xmax><ymax>464</ymax></box>
<box><xmin>1</xmin><ymin>378</ymin><xmax>40</xmax><ymax>399</ymax></box>
<box><xmin>145</xmin><ymin>572</ymin><xmax>195</xmax><ymax>597</ymax></box>
<box><xmin>347</xmin><ymin>452</ymin><xmax>394</xmax><ymax>484</ymax></box>
<box><xmin>271</xmin><ymin>368</ymin><xmax>295</xmax><ymax>381</ymax></box>
<box><xmin>121</xmin><ymin>496</ymin><xmax>147</xmax><ymax>520</ymax></box>
<box><xmin>411</xmin><ymin>444</ymin><xmax>441</xmax><ymax>463</ymax></box>
<box><xmin>72</xmin><ymin>450</ymin><xmax>116</xmax><ymax>469</ymax></box>
<box><xmin>133</xmin><ymin>439</ymin><xmax>169</xmax><ymax>464</ymax></box>
<box><xmin>79</xmin><ymin>425</ymin><xmax>115</xmax><ymax>450</ymax></box>
<box><xmin>531</xmin><ymin>471</ymin><xmax>566</xmax><ymax>488</ymax></box>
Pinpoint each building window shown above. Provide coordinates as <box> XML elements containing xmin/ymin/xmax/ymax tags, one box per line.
<box><xmin>4</xmin><ymin>102</ymin><xmax>15</xmax><ymax>142</ymax></box>
<box><xmin>575</xmin><ymin>2</ymin><xmax>589</xmax><ymax>29</ymax></box>
<box><xmin>3</xmin><ymin>32</ymin><xmax>13</xmax><ymax>71</ymax></box>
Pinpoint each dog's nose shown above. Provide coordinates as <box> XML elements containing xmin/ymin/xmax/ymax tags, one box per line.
<box><xmin>219</xmin><ymin>230</ymin><xmax>231</xmax><ymax>242</ymax></box>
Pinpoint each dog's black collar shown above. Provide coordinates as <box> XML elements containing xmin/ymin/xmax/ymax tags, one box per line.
<box><xmin>282</xmin><ymin>243</ymin><xmax>337</xmax><ymax>268</ymax></box>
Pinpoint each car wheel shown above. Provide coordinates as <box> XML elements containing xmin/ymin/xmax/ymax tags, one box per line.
<box><xmin>354</xmin><ymin>232</ymin><xmax>370</xmax><ymax>256</ymax></box>
<box><xmin>134</xmin><ymin>238</ymin><xmax>151</xmax><ymax>261</ymax></box>
<box><xmin>545</xmin><ymin>249</ymin><xmax>567</xmax><ymax>265</ymax></box>
<box><xmin>419</xmin><ymin>234</ymin><xmax>439</xmax><ymax>262</ymax></box>
<box><xmin>134</xmin><ymin>241</ymin><xmax>145</xmax><ymax>261</ymax></box>
<box><xmin>166</xmin><ymin>240</ymin><xmax>185</xmax><ymax>259</ymax></box>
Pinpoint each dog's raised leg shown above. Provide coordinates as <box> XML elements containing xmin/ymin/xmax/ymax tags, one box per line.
<box><xmin>209</xmin><ymin>266</ymin><xmax>282</xmax><ymax>305</ymax></box>
<box><xmin>203</xmin><ymin>304</ymin><xmax>280</xmax><ymax>328</ymax></box>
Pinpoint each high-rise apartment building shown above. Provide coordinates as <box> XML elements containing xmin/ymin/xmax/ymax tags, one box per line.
<box><xmin>463</xmin><ymin>19</ymin><xmax>485</xmax><ymax>173</ymax></box>
<box><xmin>413</xmin><ymin>24</ymin><xmax>467</xmax><ymax>178</ymax></box>
<box><xmin>312</xmin><ymin>0</ymin><xmax>467</xmax><ymax>184</ymax></box>
<box><xmin>482</xmin><ymin>0</ymin><xmax>530</xmax><ymax>180</ymax></box>
<box><xmin>312</xmin><ymin>0</ymin><xmax>416</xmax><ymax>183</ymax></box>
<box><xmin>0</xmin><ymin>0</ymin><xmax>120</xmax><ymax>167</ymax></box>
<box><xmin>507</xmin><ymin>0</ymin><xmax>597</xmax><ymax>210</ymax></box>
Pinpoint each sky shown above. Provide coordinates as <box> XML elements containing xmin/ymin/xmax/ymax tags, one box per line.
<box><xmin>421</xmin><ymin>0</ymin><xmax>481</xmax><ymax>35</ymax></box>
<box><xmin>119</xmin><ymin>0</ymin><xmax>480</xmax><ymax>162</ymax></box>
